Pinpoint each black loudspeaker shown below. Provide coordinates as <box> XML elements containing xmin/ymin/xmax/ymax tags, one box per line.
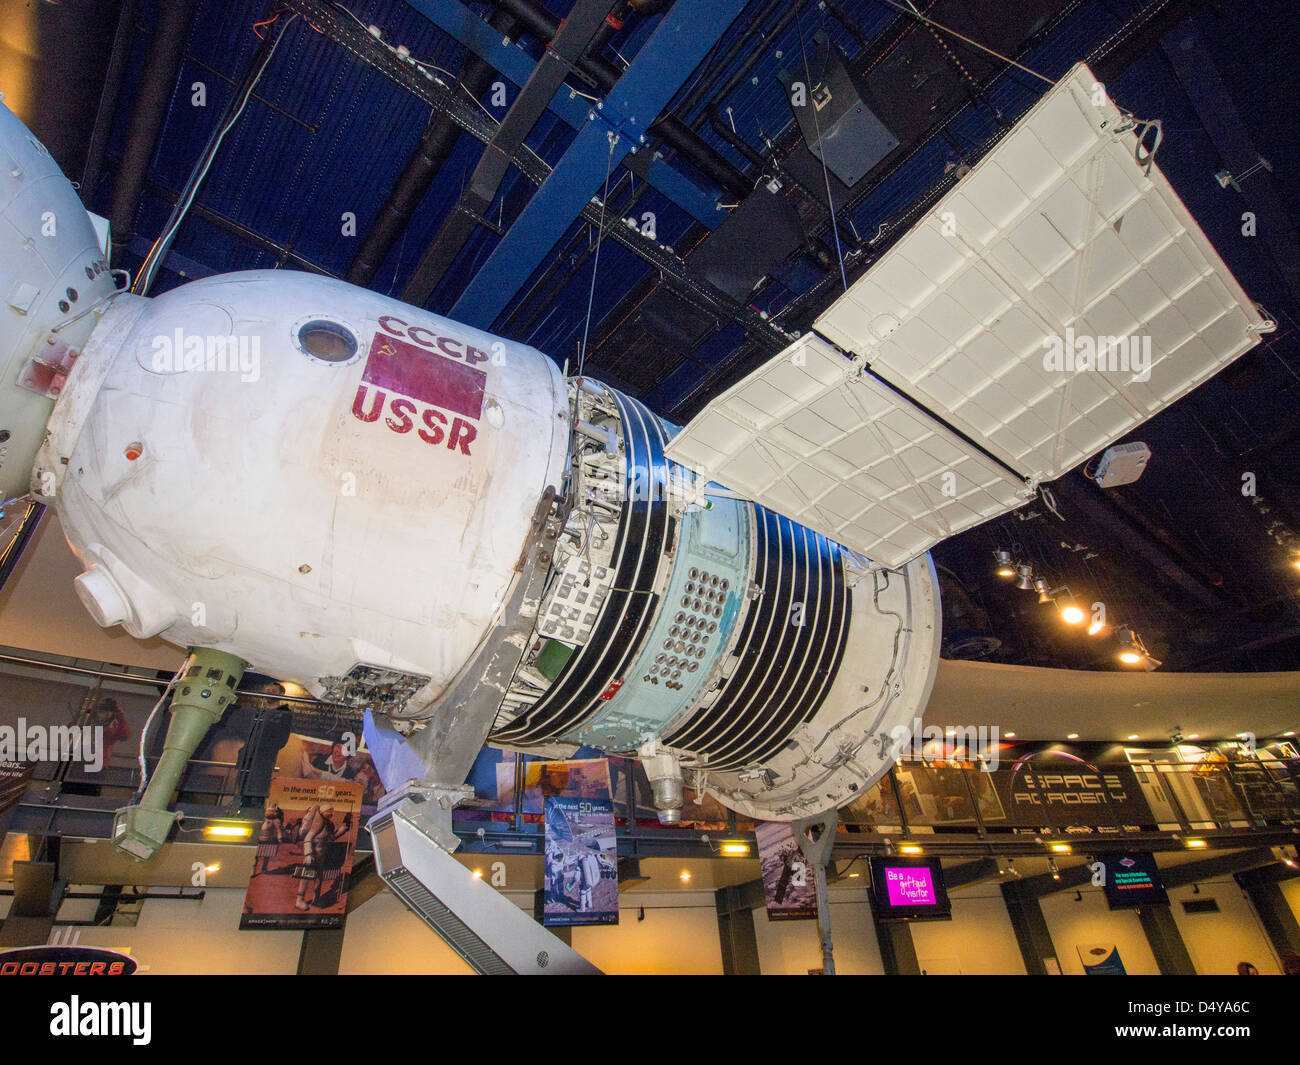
<box><xmin>689</xmin><ymin>181</ymin><xmax>806</xmax><ymax>303</ymax></box>
<box><xmin>778</xmin><ymin>31</ymin><xmax>899</xmax><ymax>188</ymax></box>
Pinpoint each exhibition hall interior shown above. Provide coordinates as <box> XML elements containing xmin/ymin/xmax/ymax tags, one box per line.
<box><xmin>0</xmin><ymin>0</ymin><xmax>1298</xmax><ymax>978</ymax></box>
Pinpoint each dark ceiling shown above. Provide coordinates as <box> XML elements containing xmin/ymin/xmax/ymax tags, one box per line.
<box><xmin>11</xmin><ymin>0</ymin><xmax>1300</xmax><ymax>673</ymax></box>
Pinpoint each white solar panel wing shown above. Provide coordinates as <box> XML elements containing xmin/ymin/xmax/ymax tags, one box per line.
<box><xmin>663</xmin><ymin>335</ymin><xmax>1033</xmax><ymax>567</ymax></box>
<box><xmin>814</xmin><ymin>62</ymin><xmax>1272</xmax><ymax>482</ymax></box>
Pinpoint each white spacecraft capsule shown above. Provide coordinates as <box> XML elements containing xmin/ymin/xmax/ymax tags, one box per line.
<box><xmin>0</xmin><ymin>98</ymin><xmax>937</xmax><ymax>826</ymax></box>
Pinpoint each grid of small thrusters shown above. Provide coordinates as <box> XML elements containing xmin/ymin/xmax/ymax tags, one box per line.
<box><xmin>644</xmin><ymin>568</ymin><xmax>727</xmax><ymax>691</ymax></box>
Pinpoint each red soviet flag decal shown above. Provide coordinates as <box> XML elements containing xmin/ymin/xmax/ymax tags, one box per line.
<box><xmin>362</xmin><ymin>332</ymin><xmax>485</xmax><ymax>420</ymax></box>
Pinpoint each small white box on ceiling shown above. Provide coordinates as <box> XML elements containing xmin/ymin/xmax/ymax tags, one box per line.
<box><xmin>1094</xmin><ymin>442</ymin><xmax>1151</xmax><ymax>487</ymax></box>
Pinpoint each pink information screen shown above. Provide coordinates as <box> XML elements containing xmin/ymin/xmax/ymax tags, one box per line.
<box><xmin>884</xmin><ymin>866</ymin><xmax>937</xmax><ymax>907</ymax></box>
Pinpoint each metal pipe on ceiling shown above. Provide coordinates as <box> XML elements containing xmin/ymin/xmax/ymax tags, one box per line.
<box><xmin>674</xmin><ymin>0</ymin><xmax>784</xmax><ymax>124</ymax></box>
<box><xmin>133</xmin><ymin>5</ymin><xmax>291</xmax><ymax>296</ymax></box>
<box><xmin>80</xmin><ymin>0</ymin><xmax>139</xmax><ymax>204</ymax></box>
<box><xmin>106</xmin><ymin>0</ymin><xmax>196</xmax><ymax>268</ymax></box>
<box><xmin>821</xmin><ymin>0</ymin><xmax>872</xmax><ymax>49</ymax></box>
<box><xmin>688</xmin><ymin>0</ymin><xmax>807</xmax><ymax>133</ymax></box>
<box><xmin>346</xmin><ymin>11</ymin><xmax>516</xmax><ymax>287</ymax></box>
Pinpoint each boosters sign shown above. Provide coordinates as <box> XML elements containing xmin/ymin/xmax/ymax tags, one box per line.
<box><xmin>350</xmin><ymin>316</ymin><xmax>489</xmax><ymax>456</ymax></box>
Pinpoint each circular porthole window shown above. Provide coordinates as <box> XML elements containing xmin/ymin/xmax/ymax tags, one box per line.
<box><xmin>296</xmin><ymin>319</ymin><xmax>358</xmax><ymax>363</ymax></box>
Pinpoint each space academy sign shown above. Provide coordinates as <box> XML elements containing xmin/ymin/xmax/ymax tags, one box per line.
<box><xmin>349</xmin><ymin>315</ymin><xmax>490</xmax><ymax>456</ymax></box>
<box><xmin>987</xmin><ymin>746</ymin><xmax>1154</xmax><ymax>828</ymax></box>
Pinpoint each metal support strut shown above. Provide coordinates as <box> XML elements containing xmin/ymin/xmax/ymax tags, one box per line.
<box><xmin>792</xmin><ymin>807</ymin><xmax>839</xmax><ymax>975</ymax></box>
<box><xmin>368</xmin><ymin>782</ymin><xmax>602</xmax><ymax>974</ymax></box>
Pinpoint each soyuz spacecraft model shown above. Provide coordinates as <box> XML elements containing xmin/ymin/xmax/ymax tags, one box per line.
<box><xmin>0</xmin><ymin>63</ymin><xmax>1274</xmax><ymax>866</ymax></box>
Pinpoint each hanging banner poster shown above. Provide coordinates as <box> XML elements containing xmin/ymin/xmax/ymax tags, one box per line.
<box><xmin>756</xmin><ymin>821</ymin><xmax>816</xmax><ymax>921</ymax></box>
<box><xmin>279</xmin><ymin>731</ymin><xmax>386</xmax><ymax>818</ymax></box>
<box><xmin>240</xmin><ymin>777</ymin><xmax>363</xmax><ymax>929</ymax></box>
<box><xmin>534</xmin><ymin>759</ymin><xmax>618</xmax><ymax>928</ymax></box>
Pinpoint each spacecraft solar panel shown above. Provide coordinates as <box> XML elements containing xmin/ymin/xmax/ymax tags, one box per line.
<box><xmin>814</xmin><ymin>62</ymin><xmax>1271</xmax><ymax>483</ymax></box>
<box><xmin>666</xmin><ymin>63</ymin><xmax>1270</xmax><ymax>568</ymax></box>
<box><xmin>664</xmin><ymin>335</ymin><xmax>1033</xmax><ymax>568</ymax></box>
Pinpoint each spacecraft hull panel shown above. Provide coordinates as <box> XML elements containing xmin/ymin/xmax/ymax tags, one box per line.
<box><xmin>40</xmin><ymin>271</ymin><xmax>570</xmax><ymax>696</ymax></box>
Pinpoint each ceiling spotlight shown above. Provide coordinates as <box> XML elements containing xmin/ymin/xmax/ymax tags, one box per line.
<box><xmin>1005</xmin><ymin>731</ymin><xmax>1016</xmax><ymax>738</ymax></box>
<box><xmin>1127</xmin><ymin>734</ymin><xmax>1140</xmax><ymax>740</ymax></box>
<box><xmin>1050</xmin><ymin>843</ymin><xmax>1071</xmax><ymax>854</ymax></box>
<box><xmin>1015</xmin><ymin>563</ymin><xmax>1034</xmax><ymax>590</ymax></box>
<box><xmin>1059</xmin><ymin>601</ymin><xmax>1086</xmax><ymax>625</ymax></box>
<box><xmin>679</xmin><ymin>870</ymin><xmax>692</xmax><ymax>882</ymax></box>
<box><xmin>719</xmin><ymin>841</ymin><xmax>750</xmax><ymax>857</ymax></box>
<box><xmin>1034</xmin><ymin>577</ymin><xmax>1052</xmax><ymax>603</ymax></box>
<box><xmin>1048</xmin><ymin>858</ymin><xmax>1061</xmax><ymax>880</ymax></box>
<box><xmin>1184</xmin><ymin>838</ymin><xmax>1207</xmax><ymax>849</ymax></box>
<box><xmin>900</xmin><ymin>844</ymin><xmax>923</xmax><ymax>855</ymax></box>
<box><xmin>1116</xmin><ymin>627</ymin><xmax>1161</xmax><ymax>670</ymax></box>
<box><xmin>1087</xmin><ymin>618</ymin><xmax>1107</xmax><ymax>636</ymax></box>
<box><xmin>994</xmin><ymin>550</ymin><xmax>1016</xmax><ymax>578</ymax></box>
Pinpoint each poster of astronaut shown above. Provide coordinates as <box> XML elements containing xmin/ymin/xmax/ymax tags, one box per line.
<box><xmin>240</xmin><ymin>777</ymin><xmax>364</xmax><ymax>930</ymax></box>
<box><xmin>756</xmin><ymin>821</ymin><xmax>816</xmax><ymax>921</ymax></box>
<box><xmin>539</xmin><ymin>760</ymin><xmax>618</xmax><ymax>928</ymax></box>
<box><xmin>281</xmin><ymin>732</ymin><xmax>386</xmax><ymax>817</ymax></box>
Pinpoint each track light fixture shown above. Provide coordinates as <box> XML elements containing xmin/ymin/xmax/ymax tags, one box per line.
<box><xmin>1057</xmin><ymin>598</ymin><xmax>1086</xmax><ymax>625</ymax></box>
<box><xmin>1116</xmin><ymin>627</ymin><xmax>1161</xmax><ymax>670</ymax></box>
<box><xmin>1033</xmin><ymin>577</ymin><xmax>1052</xmax><ymax>603</ymax></box>
<box><xmin>994</xmin><ymin>550</ymin><xmax>1016</xmax><ymax>578</ymax></box>
<box><xmin>1048</xmin><ymin>858</ymin><xmax>1061</xmax><ymax>880</ymax></box>
<box><xmin>1015</xmin><ymin>563</ymin><xmax>1034</xmax><ymax>590</ymax></box>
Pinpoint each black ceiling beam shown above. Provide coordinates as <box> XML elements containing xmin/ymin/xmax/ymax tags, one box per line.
<box><xmin>1159</xmin><ymin>846</ymin><xmax>1277</xmax><ymax>888</ymax></box>
<box><xmin>347</xmin><ymin>10</ymin><xmax>517</xmax><ymax>287</ymax></box>
<box><xmin>282</xmin><ymin>0</ymin><xmax>791</xmax><ymax>355</ymax></box>
<box><xmin>402</xmin><ymin>0</ymin><xmax>622</xmax><ymax>307</ymax></box>
<box><xmin>107</xmin><ymin>0</ymin><xmax>196</xmax><ymax>267</ymax></box>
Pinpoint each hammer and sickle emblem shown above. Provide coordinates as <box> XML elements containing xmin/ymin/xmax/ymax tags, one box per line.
<box><xmin>377</xmin><ymin>340</ymin><xmax>397</xmax><ymax>358</ymax></box>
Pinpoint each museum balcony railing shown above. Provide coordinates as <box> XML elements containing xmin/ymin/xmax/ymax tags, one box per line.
<box><xmin>2</xmin><ymin>645</ymin><xmax>1297</xmax><ymax>856</ymax></box>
